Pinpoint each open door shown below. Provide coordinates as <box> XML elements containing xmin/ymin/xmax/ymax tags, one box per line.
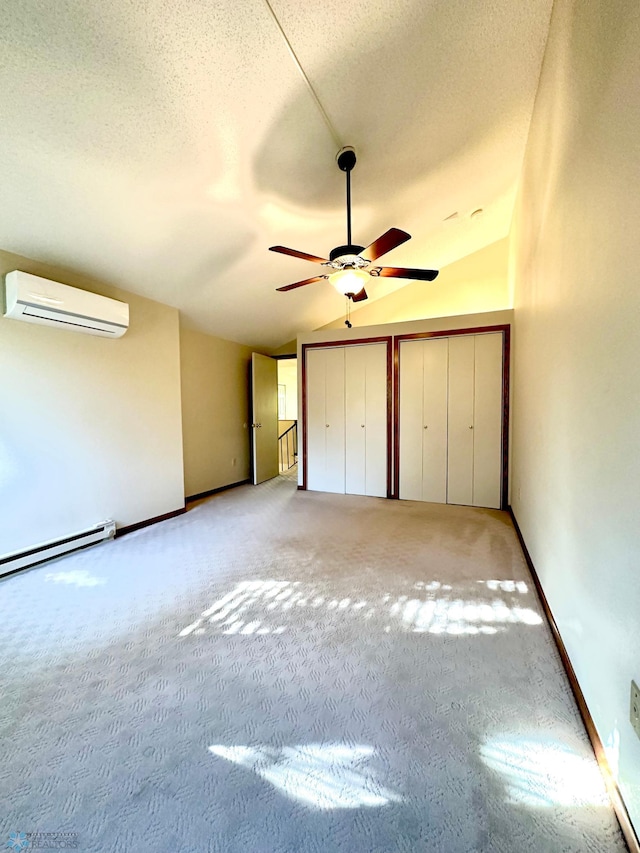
<box><xmin>251</xmin><ymin>353</ymin><xmax>279</xmax><ymax>485</ymax></box>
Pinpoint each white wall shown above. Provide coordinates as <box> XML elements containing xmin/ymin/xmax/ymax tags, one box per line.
<box><xmin>180</xmin><ymin>324</ymin><xmax>253</xmax><ymax>497</ymax></box>
<box><xmin>0</xmin><ymin>250</ymin><xmax>185</xmax><ymax>555</ymax></box>
<box><xmin>277</xmin><ymin>358</ymin><xmax>298</xmax><ymax>421</ymax></box>
<box><xmin>509</xmin><ymin>0</ymin><xmax>640</xmax><ymax>834</ymax></box>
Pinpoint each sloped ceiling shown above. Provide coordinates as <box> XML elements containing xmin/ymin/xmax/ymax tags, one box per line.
<box><xmin>0</xmin><ymin>0</ymin><xmax>553</xmax><ymax>349</ymax></box>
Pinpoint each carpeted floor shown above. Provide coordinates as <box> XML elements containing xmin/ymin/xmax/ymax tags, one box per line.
<box><xmin>0</xmin><ymin>471</ymin><xmax>628</xmax><ymax>852</ymax></box>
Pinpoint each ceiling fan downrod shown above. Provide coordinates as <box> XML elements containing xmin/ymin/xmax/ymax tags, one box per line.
<box><xmin>336</xmin><ymin>146</ymin><xmax>357</xmax><ymax>249</ymax></box>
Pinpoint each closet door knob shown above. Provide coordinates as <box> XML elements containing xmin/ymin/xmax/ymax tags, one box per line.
<box><xmin>326</xmin><ymin>424</ymin><xmax>330</xmax><ymax>428</ymax></box>
<box><xmin>469</xmin><ymin>425</ymin><xmax>473</xmax><ymax>429</ymax></box>
<box><xmin>361</xmin><ymin>424</ymin><xmax>365</xmax><ymax>428</ymax></box>
<box><xmin>424</xmin><ymin>425</ymin><xmax>429</xmax><ymax>429</ymax></box>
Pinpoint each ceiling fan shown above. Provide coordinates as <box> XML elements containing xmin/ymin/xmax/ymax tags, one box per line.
<box><xmin>269</xmin><ymin>146</ymin><xmax>439</xmax><ymax>305</ymax></box>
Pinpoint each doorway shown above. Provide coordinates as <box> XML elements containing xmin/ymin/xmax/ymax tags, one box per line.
<box><xmin>276</xmin><ymin>356</ymin><xmax>298</xmax><ymax>474</ymax></box>
<box><xmin>250</xmin><ymin>353</ymin><xmax>298</xmax><ymax>485</ymax></box>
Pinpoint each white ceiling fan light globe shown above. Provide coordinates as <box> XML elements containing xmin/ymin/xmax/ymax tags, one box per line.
<box><xmin>328</xmin><ymin>268</ymin><xmax>370</xmax><ymax>295</ymax></box>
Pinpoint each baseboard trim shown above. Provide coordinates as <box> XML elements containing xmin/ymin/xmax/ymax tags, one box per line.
<box><xmin>116</xmin><ymin>507</ymin><xmax>186</xmax><ymax>538</ymax></box>
<box><xmin>508</xmin><ymin>507</ymin><xmax>639</xmax><ymax>853</ymax></box>
<box><xmin>0</xmin><ymin>539</ymin><xmax>107</xmax><ymax>581</ymax></box>
<box><xmin>185</xmin><ymin>479</ymin><xmax>250</xmax><ymax>503</ymax></box>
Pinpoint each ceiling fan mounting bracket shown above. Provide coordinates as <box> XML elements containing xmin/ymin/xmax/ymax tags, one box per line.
<box><xmin>336</xmin><ymin>146</ymin><xmax>356</xmax><ymax>172</ymax></box>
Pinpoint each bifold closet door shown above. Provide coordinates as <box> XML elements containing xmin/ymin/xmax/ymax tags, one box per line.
<box><xmin>448</xmin><ymin>333</ymin><xmax>503</xmax><ymax>509</ymax></box>
<box><xmin>472</xmin><ymin>333</ymin><xmax>503</xmax><ymax>508</ymax></box>
<box><xmin>447</xmin><ymin>336</ymin><xmax>475</xmax><ymax>506</ymax></box>
<box><xmin>399</xmin><ymin>331</ymin><xmax>504</xmax><ymax>509</ymax></box>
<box><xmin>399</xmin><ymin>338</ymin><xmax>448</xmax><ymax>502</ymax></box>
<box><xmin>345</xmin><ymin>343</ymin><xmax>387</xmax><ymax>497</ymax></box>
<box><xmin>398</xmin><ymin>340</ymin><xmax>424</xmax><ymax>501</ymax></box>
<box><xmin>306</xmin><ymin>347</ymin><xmax>345</xmax><ymax>493</ymax></box>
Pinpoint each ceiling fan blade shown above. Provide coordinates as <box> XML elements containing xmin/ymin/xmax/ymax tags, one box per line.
<box><xmin>276</xmin><ymin>275</ymin><xmax>328</xmax><ymax>292</ymax></box>
<box><xmin>269</xmin><ymin>245</ymin><xmax>329</xmax><ymax>265</ymax></box>
<box><xmin>374</xmin><ymin>266</ymin><xmax>439</xmax><ymax>282</ymax></box>
<box><xmin>360</xmin><ymin>228</ymin><xmax>411</xmax><ymax>262</ymax></box>
<box><xmin>350</xmin><ymin>287</ymin><xmax>368</xmax><ymax>302</ymax></box>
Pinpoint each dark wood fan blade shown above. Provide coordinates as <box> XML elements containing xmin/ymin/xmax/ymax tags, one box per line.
<box><xmin>276</xmin><ymin>275</ymin><xmax>328</xmax><ymax>292</ymax></box>
<box><xmin>350</xmin><ymin>287</ymin><xmax>368</xmax><ymax>302</ymax></box>
<box><xmin>374</xmin><ymin>266</ymin><xmax>439</xmax><ymax>281</ymax></box>
<box><xmin>360</xmin><ymin>228</ymin><xmax>411</xmax><ymax>262</ymax></box>
<box><xmin>269</xmin><ymin>245</ymin><xmax>329</xmax><ymax>265</ymax></box>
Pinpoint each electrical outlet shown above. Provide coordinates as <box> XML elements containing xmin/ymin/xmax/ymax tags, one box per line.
<box><xmin>631</xmin><ymin>680</ymin><xmax>640</xmax><ymax>740</ymax></box>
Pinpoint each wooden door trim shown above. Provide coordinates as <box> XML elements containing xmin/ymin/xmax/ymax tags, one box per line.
<box><xmin>393</xmin><ymin>325</ymin><xmax>511</xmax><ymax>507</ymax></box>
<box><xmin>301</xmin><ymin>337</ymin><xmax>393</xmax><ymax>495</ymax></box>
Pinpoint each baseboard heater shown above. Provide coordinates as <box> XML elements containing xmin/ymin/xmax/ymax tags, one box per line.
<box><xmin>0</xmin><ymin>520</ymin><xmax>116</xmax><ymax>578</ymax></box>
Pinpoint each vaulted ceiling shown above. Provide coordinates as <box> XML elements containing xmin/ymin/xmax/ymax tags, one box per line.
<box><xmin>0</xmin><ymin>0</ymin><xmax>553</xmax><ymax>349</ymax></box>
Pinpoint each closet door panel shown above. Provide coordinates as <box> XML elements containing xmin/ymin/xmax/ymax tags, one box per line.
<box><xmin>323</xmin><ymin>347</ymin><xmax>346</xmax><ymax>494</ymax></box>
<box><xmin>473</xmin><ymin>333</ymin><xmax>503</xmax><ymax>509</ymax></box>
<box><xmin>399</xmin><ymin>340</ymin><xmax>424</xmax><ymax>501</ymax></box>
<box><xmin>345</xmin><ymin>343</ymin><xmax>387</xmax><ymax>497</ymax></box>
<box><xmin>306</xmin><ymin>347</ymin><xmax>345</xmax><ymax>494</ymax></box>
<box><xmin>306</xmin><ymin>348</ymin><xmax>327</xmax><ymax>492</ymax></box>
<box><xmin>364</xmin><ymin>343</ymin><xmax>388</xmax><ymax>497</ymax></box>
<box><xmin>421</xmin><ymin>338</ymin><xmax>449</xmax><ymax>503</ymax></box>
<box><xmin>447</xmin><ymin>335</ymin><xmax>475</xmax><ymax>505</ymax></box>
<box><xmin>345</xmin><ymin>345</ymin><xmax>367</xmax><ymax>495</ymax></box>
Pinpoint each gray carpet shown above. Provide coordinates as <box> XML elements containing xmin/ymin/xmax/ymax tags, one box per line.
<box><xmin>0</xmin><ymin>471</ymin><xmax>627</xmax><ymax>852</ymax></box>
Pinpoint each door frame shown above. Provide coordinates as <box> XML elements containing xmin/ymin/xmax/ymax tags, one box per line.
<box><xmin>301</xmin><ymin>337</ymin><xmax>393</xmax><ymax>496</ymax></box>
<box><xmin>394</xmin><ymin>325</ymin><xmax>511</xmax><ymax>508</ymax></box>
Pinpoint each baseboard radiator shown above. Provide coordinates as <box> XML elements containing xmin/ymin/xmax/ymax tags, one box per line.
<box><xmin>0</xmin><ymin>520</ymin><xmax>116</xmax><ymax>578</ymax></box>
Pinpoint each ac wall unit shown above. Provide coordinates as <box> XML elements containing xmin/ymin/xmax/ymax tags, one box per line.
<box><xmin>3</xmin><ymin>270</ymin><xmax>129</xmax><ymax>338</ymax></box>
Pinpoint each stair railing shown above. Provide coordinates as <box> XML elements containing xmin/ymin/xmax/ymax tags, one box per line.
<box><xmin>278</xmin><ymin>421</ymin><xmax>298</xmax><ymax>471</ymax></box>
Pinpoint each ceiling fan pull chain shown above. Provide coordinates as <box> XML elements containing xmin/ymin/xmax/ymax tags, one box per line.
<box><xmin>345</xmin><ymin>295</ymin><xmax>352</xmax><ymax>329</ymax></box>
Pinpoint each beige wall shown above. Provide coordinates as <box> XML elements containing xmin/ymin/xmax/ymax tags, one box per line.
<box><xmin>272</xmin><ymin>339</ymin><xmax>297</xmax><ymax>356</ymax></box>
<box><xmin>509</xmin><ymin>0</ymin><xmax>640</xmax><ymax>834</ymax></box>
<box><xmin>180</xmin><ymin>324</ymin><xmax>253</xmax><ymax>498</ymax></box>
<box><xmin>0</xmin><ymin>250</ymin><xmax>184</xmax><ymax>554</ymax></box>
<box><xmin>277</xmin><ymin>359</ymin><xmax>298</xmax><ymax>420</ymax></box>
<box><xmin>300</xmin><ymin>310</ymin><xmax>513</xmax><ymax>349</ymax></box>
<box><xmin>321</xmin><ymin>238</ymin><xmax>510</xmax><ymax>330</ymax></box>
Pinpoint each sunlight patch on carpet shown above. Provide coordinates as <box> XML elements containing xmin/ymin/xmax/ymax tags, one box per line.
<box><xmin>208</xmin><ymin>743</ymin><xmax>402</xmax><ymax>810</ymax></box>
<box><xmin>480</xmin><ymin>735</ymin><xmax>610</xmax><ymax>807</ymax></box>
<box><xmin>44</xmin><ymin>569</ymin><xmax>106</xmax><ymax>587</ymax></box>
<box><xmin>179</xmin><ymin>578</ymin><xmax>543</xmax><ymax>638</ymax></box>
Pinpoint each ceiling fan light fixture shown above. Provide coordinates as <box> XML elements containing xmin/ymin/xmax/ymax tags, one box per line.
<box><xmin>328</xmin><ymin>268</ymin><xmax>370</xmax><ymax>295</ymax></box>
<box><xmin>271</xmin><ymin>148</ymin><xmax>439</xmax><ymax>296</ymax></box>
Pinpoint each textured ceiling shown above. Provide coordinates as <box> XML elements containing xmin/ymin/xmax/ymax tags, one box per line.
<box><xmin>0</xmin><ymin>0</ymin><xmax>553</xmax><ymax>348</ymax></box>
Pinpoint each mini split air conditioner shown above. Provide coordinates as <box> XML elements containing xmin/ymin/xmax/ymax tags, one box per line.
<box><xmin>3</xmin><ymin>270</ymin><xmax>129</xmax><ymax>338</ymax></box>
